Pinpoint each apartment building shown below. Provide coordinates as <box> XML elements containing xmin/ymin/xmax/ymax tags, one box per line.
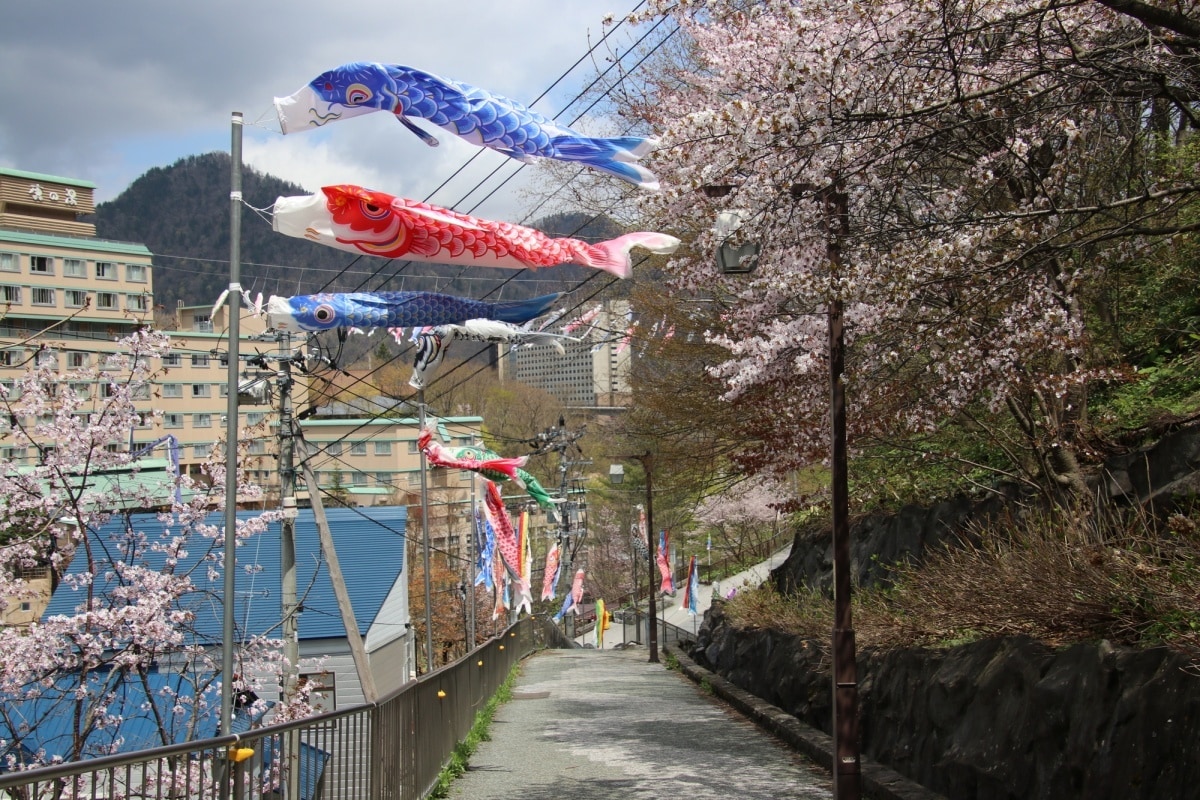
<box><xmin>497</xmin><ymin>299</ymin><xmax>632</xmax><ymax>409</ymax></box>
<box><xmin>299</xmin><ymin>415</ymin><xmax>483</xmax><ymax>560</ymax></box>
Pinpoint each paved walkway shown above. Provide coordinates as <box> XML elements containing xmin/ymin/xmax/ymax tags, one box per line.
<box><xmin>447</xmin><ymin>646</ymin><xmax>833</xmax><ymax>799</ymax></box>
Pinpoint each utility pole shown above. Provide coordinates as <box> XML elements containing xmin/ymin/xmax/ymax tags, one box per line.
<box><xmin>417</xmin><ymin>393</ymin><xmax>435</xmax><ymax>673</ymax></box>
<box><xmin>276</xmin><ymin>332</ymin><xmax>298</xmax><ymax>699</ymax></box>
<box><xmin>529</xmin><ymin>418</ymin><xmax>588</xmax><ymax>637</ymax></box>
<box><xmin>275</xmin><ymin>333</ymin><xmax>300</xmax><ymax>800</ymax></box>
<box><xmin>466</xmin><ymin>466</ymin><xmax>478</xmax><ymax>651</ymax></box>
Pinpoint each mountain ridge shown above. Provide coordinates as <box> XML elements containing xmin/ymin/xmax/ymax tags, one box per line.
<box><xmin>94</xmin><ymin>152</ymin><xmax>621</xmax><ymax>311</ymax></box>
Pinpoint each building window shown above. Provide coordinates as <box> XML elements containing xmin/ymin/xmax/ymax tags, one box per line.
<box><xmin>0</xmin><ymin>253</ymin><xmax>17</xmax><ymax>273</ymax></box>
<box><xmin>36</xmin><ymin>349</ymin><xmax>57</xmax><ymax>369</ymax></box>
<box><xmin>193</xmin><ymin>315</ymin><xmax>213</xmax><ymax>333</ymax></box>
<box><xmin>194</xmin><ymin>443</ymin><xmax>212</xmax><ymax>457</ymax></box>
<box><xmin>191</xmin><ymin>354</ymin><xmax>210</xmax><ymax>368</ymax></box>
<box><xmin>66</xmin><ymin>352</ymin><xmax>87</xmax><ymax>369</ymax></box>
<box><xmin>248</xmin><ymin>440</ymin><xmax>267</xmax><ymax>455</ymax></box>
<box><xmin>63</xmin><ymin>258</ymin><xmax>86</xmax><ymax>278</ymax></box>
<box><xmin>31</xmin><ymin>288</ymin><xmax>55</xmax><ymax>307</ymax></box>
<box><xmin>326</xmin><ymin>442</ymin><xmax>342</xmax><ymax>457</ymax></box>
<box><xmin>64</xmin><ymin>289</ymin><xmax>88</xmax><ymax>308</ymax></box>
<box><xmin>375</xmin><ymin>472</ymin><xmax>392</xmax><ymax>487</ymax></box>
<box><xmin>126</xmin><ymin>294</ymin><xmax>148</xmax><ymax>312</ymax></box>
<box><xmin>96</xmin><ymin>292</ymin><xmax>118</xmax><ymax>310</ymax></box>
<box><xmin>352</xmin><ymin>471</ymin><xmax>367</xmax><ymax>486</ymax></box>
<box><xmin>164</xmin><ymin>413</ymin><xmax>184</xmax><ymax>429</ymax></box>
<box><xmin>70</xmin><ymin>382</ymin><xmax>90</xmax><ymax>398</ymax></box>
<box><xmin>299</xmin><ymin>671</ymin><xmax>336</xmax><ymax>713</ymax></box>
<box><xmin>193</xmin><ymin>413</ymin><xmax>212</xmax><ymax>428</ymax></box>
<box><xmin>246</xmin><ymin>412</ymin><xmax>266</xmax><ymax>425</ymax></box>
<box><xmin>162</xmin><ymin>353</ymin><xmax>181</xmax><ymax>367</ymax></box>
<box><xmin>407</xmin><ymin>440</ymin><xmax>419</xmax><ymax>454</ymax></box>
<box><xmin>407</xmin><ymin>471</ymin><xmax>420</xmax><ymax>485</ymax></box>
<box><xmin>30</xmin><ymin>256</ymin><xmax>53</xmax><ymax>275</ymax></box>
<box><xmin>374</xmin><ymin>441</ymin><xmax>392</xmax><ymax>456</ymax></box>
<box><xmin>95</xmin><ymin>261</ymin><xmax>117</xmax><ymax>280</ymax></box>
<box><xmin>0</xmin><ymin>285</ymin><xmax>20</xmax><ymax>304</ymax></box>
<box><xmin>0</xmin><ymin>350</ymin><xmax>22</xmax><ymax>367</ymax></box>
<box><xmin>191</xmin><ymin>384</ymin><xmax>211</xmax><ymax>398</ymax></box>
<box><xmin>161</xmin><ymin>383</ymin><xmax>182</xmax><ymax>398</ymax></box>
<box><xmin>126</xmin><ymin>264</ymin><xmax>147</xmax><ymax>283</ymax></box>
<box><xmin>350</xmin><ymin>442</ymin><xmax>367</xmax><ymax>456</ymax></box>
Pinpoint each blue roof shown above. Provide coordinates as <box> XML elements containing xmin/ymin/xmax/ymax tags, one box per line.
<box><xmin>0</xmin><ymin>667</ymin><xmax>218</xmax><ymax>766</ymax></box>
<box><xmin>0</xmin><ymin>666</ymin><xmax>278</xmax><ymax>769</ymax></box>
<box><xmin>43</xmin><ymin>505</ymin><xmax>408</xmax><ymax>641</ymax></box>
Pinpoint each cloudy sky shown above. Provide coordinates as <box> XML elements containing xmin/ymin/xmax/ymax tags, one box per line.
<box><xmin>1</xmin><ymin>0</ymin><xmax>650</xmax><ymax>219</ymax></box>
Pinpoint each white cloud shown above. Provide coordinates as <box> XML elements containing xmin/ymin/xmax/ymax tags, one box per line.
<box><xmin>1</xmin><ymin>0</ymin><xmax>639</xmax><ymax>208</ymax></box>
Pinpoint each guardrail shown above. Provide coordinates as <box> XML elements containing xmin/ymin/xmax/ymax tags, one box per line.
<box><xmin>0</xmin><ymin>615</ymin><xmax>565</xmax><ymax>800</ymax></box>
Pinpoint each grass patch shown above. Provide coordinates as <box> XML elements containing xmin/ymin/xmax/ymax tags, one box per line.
<box><xmin>427</xmin><ymin>666</ymin><xmax>519</xmax><ymax>798</ymax></box>
<box><xmin>723</xmin><ymin>504</ymin><xmax>1200</xmax><ymax>666</ymax></box>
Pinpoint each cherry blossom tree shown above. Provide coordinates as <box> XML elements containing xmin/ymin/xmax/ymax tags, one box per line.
<box><xmin>0</xmin><ymin>328</ymin><xmax>312</xmax><ymax>767</ymax></box>
<box><xmin>620</xmin><ymin>0</ymin><xmax>1200</xmax><ymax>500</ymax></box>
<box><xmin>693</xmin><ymin>478</ymin><xmax>788</xmax><ymax>567</ymax></box>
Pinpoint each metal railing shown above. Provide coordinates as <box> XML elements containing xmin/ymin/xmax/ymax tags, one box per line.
<box><xmin>0</xmin><ymin>615</ymin><xmax>563</xmax><ymax>800</ymax></box>
<box><xmin>698</xmin><ymin>530</ymin><xmax>791</xmax><ymax>584</ymax></box>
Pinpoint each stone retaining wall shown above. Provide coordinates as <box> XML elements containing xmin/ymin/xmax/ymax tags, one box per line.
<box><xmin>694</xmin><ymin>601</ymin><xmax>1200</xmax><ymax>798</ymax></box>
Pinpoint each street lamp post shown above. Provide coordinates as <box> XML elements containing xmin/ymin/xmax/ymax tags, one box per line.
<box><xmin>609</xmin><ymin>456</ymin><xmax>659</xmax><ymax>663</ymax></box>
<box><xmin>708</xmin><ymin>180</ymin><xmax>860</xmax><ymax>799</ymax></box>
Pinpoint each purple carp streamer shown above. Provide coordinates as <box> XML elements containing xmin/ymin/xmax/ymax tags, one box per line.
<box><xmin>273</xmin><ymin>185</ymin><xmax>679</xmax><ymax>278</ymax></box>
<box><xmin>276</xmin><ymin>61</ymin><xmax>661</xmax><ymax>189</ymax></box>
<box><xmin>265</xmin><ymin>289</ymin><xmax>559</xmax><ymax>333</ymax></box>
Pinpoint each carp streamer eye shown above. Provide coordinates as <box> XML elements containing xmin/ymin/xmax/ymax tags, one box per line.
<box><xmin>346</xmin><ymin>83</ymin><xmax>372</xmax><ymax>105</ymax></box>
<box><xmin>360</xmin><ymin>200</ymin><xmax>389</xmax><ymax>219</ymax></box>
<box><xmin>314</xmin><ymin>304</ymin><xmax>336</xmax><ymax>325</ymax></box>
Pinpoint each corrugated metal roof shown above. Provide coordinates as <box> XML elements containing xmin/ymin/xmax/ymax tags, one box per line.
<box><xmin>43</xmin><ymin>505</ymin><xmax>407</xmax><ymax>642</ymax></box>
<box><xmin>0</xmin><ymin>228</ymin><xmax>152</xmax><ymax>257</ymax></box>
<box><xmin>0</xmin><ymin>667</ymin><xmax>273</xmax><ymax>767</ymax></box>
<box><xmin>17</xmin><ymin>458</ymin><xmax>189</xmax><ymax>511</ymax></box>
<box><xmin>0</xmin><ymin>668</ymin><xmax>219</xmax><ymax>765</ymax></box>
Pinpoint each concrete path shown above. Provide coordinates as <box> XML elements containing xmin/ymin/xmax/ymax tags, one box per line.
<box><xmin>447</xmin><ymin>646</ymin><xmax>832</xmax><ymax>799</ymax></box>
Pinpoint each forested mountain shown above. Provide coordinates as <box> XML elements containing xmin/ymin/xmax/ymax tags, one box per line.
<box><xmin>94</xmin><ymin>152</ymin><xmax>622</xmax><ymax>311</ymax></box>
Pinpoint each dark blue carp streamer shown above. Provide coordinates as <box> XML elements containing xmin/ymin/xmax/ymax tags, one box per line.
<box><xmin>265</xmin><ymin>290</ymin><xmax>560</xmax><ymax>333</ymax></box>
<box><xmin>275</xmin><ymin>61</ymin><xmax>660</xmax><ymax>190</ymax></box>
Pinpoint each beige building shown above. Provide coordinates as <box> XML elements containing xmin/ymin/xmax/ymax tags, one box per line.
<box><xmin>0</xmin><ymin>166</ymin><xmax>546</xmax><ymax>629</ymax></box>
<box><xmin>0</xmin><ymin>167</ymin><xmax>475</xmax><ymax>623</ymax></box>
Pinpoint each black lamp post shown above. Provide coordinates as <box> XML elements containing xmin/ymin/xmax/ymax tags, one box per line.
<box><xmin>610</xmin><ymin>456</ymin><xmax>659</xmax><ymax>663</ymax></box>
<box><xmin>709</xmin><ymin>181</ymin><xmax>860</xmax><ymax>799</ymax></box>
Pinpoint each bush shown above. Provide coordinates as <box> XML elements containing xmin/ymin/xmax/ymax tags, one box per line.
<box><xmin>724</xmin><ymin>504</ymin><xmax>1200</xmax><ymax>667</ymax></box>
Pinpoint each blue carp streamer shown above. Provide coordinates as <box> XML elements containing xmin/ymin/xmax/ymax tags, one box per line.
<box><xmin>265</xmin><ymin>290</ymin><xmax>559</xmax><ymax>333</ymax></box>
<box><xmin>276</xmin><ymin>62</ymin><xmax>660</xmax><ymax>190</ymax></box>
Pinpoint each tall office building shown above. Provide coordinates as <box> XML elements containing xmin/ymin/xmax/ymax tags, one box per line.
<box><xmin>497</xmin><ymin>300</ymin><xmax>632</xmax><ymax>409</ymax></box>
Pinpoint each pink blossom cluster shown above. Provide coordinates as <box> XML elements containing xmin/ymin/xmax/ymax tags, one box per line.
<box><xmin>0</xmin><ymin>330</ymin><xmax>311</xmax><ymax>766</ymax></box>
<box><xmin>620</xmin><ymin>1</ymin><xmax>1187</xmax><ymax>483</ymax></box>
